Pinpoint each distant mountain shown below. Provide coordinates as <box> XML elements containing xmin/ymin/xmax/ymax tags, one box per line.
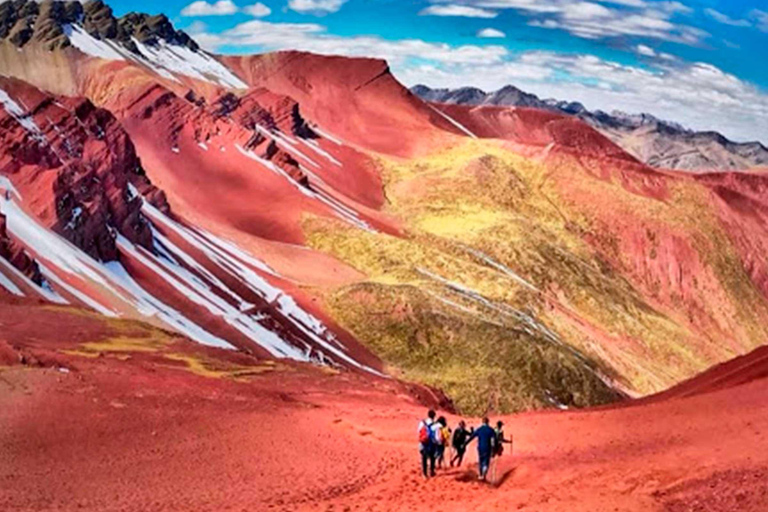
<box><xmin>411</xmin><ymin>84</ymin><xmax>768</xmax><ymax>171</ymax></box>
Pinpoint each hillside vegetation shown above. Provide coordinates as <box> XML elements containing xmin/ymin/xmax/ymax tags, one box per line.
<box><xmin>305</xmin><ymin>140</ymin><xmax>768</xmax><ymax>414</ymax></box>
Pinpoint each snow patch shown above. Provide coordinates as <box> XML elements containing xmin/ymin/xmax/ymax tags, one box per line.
<box><xmin>254</xmin><ymin>125</ymin><xmax>320</xmax><ymax>169</ymax></box>
<box><xmin>141</xmin><ymin>201</ymin><xmax>380</xmax><ymax>373</ymax></box>
<box><xmin>0</xmin><ymin>256</ymin><xmax>68</xmax><ymax>303</ymax></box>
<box><xmin>130</xmin><ymin>37</ymin><xmax>247</xmax><ymax>89</ymax></box>
<box><xmin>127</xmin><ymin>183</ymin><xmax>140</xmax><ymax>201</ymax></box>
<box><xmin>0</xmin><ymin>175</ymin><xmax>22</xmax><ymax>200</ymax></box>
<box><xmin>61</xmin><ymin>23</ymin><xmax>246</xmax><ymax>89</ymax></box>
<box><xmin>428</xmin><ymin>104</ymin><xmax>478</xmax><ymax>139</ymax></box>
<box><xmin>0</xmin><ymin>265</ymin><xmax>24</xmax><ymax>296</ymax></box>
<box><xmin>463</xmin><ymin>246</ymin><xmax>539</xmax><ymax>292</ymax></box>
<box><xmin>63</xmin><ymin>24</ymin><xmax>126</xmax><ymax>61</ymax></box>
<box><xmin>1</xmin><ymin>203</ymin><xmax>229</xmax><ymax>345</ymax></box>
<box><xmin>38</xmin><ymin>263</ymin><xmax>118</xmax><ymax>317</ymax></box>
<box><xmin>65</xmin><ymin>206</ymin><xmax>83</xmax><ymax>231</ymax></box>
<box><xmin>0</xmin><ymin>88</ymin><xmax>47</xmax><ymax>144</ymax></box>
<box><xmin>102</xmin><ymin>258</ymin><xmax>234</xmax><ymax>349</ymax></box>
<box><xmin>298</xmin><ymin>137</ymin><xmax>342</xmax><ymax>167</ymax></box>
<box><xmin>235</xmin><ymin>144</ymin><xmax>373</xmax><ymax>231</ymax></box>
<box><xmin>0</xmin><ymin>194</ymin><xmax>239</xmax><ymax>348</ymax></box>
<box><xmin>312</xmin><ymin>125</ymin><xmax>343</xmax><ymax>145</ymax></box>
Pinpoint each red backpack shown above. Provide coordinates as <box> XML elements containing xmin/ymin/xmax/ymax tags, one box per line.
<box><xmin>418</xmin><ymin>421</ymin><xmax>431</xmax><ymax>444</ymax></box>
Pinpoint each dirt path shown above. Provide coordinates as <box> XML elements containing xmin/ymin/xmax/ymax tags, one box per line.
<box><xmin>2</xmin><ymin>302</ymin><xmax>768</xmax><ymax>511</ymax></box>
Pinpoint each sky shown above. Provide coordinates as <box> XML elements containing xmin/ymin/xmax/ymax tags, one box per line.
<box><xmin>106</xmin><ymin>0</ymin><xmax>768</xmax><ymax>143</ymax></box>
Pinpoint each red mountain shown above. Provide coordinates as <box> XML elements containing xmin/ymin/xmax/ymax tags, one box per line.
<box><xmin>2</xmin><ymin>2</ymin><xmax>768</xmax><ymax>509</ymax></box>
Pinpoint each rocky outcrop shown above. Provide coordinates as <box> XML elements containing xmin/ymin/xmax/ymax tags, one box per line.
<box><xmin>126</xmin><ymin>82</ymin><xmax>314</xmax><ymax>188</ymax></box>
<box><xmin>0</xmin><ymin>76</ymin><xmax>165</xmax><ymax>261</ymax></box>
<box><xmin>412</xmin><ymin>84</ymin><xmax>768</xmax><ymax>171</ymax></box>
<box><xmin>0</xmin><ymin>0</ymin><xmax>198</xmax><ymax>54</ymax></box>
<box><xmin>219</xmin><ymin>88</ymin><xmax>318</xmax><ymax>140</ymax></box>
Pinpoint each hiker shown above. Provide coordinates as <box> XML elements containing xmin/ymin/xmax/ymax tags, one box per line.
<box><xmin>435</xmin><ymin>417</ymin><xmax>450</xmax><ymax>469</ymax></box>
<box><xmin>494</xmin><ymin>420</ymin><xmax>513</xmax><ymax>458</ymax></box>
<box><xmin>417</xmin><ymin>410</ymin><xmax>437</xmax><ymax>478</ymax></box>
<box><xmin>450</xmin><ymin>420</ymin><xmax>470</xmax><ymax>467</ymax></box>
<box><xmin>465</xmin><ymin>417</ymin><xmax>496</xmax><ymax>481</ymax></box>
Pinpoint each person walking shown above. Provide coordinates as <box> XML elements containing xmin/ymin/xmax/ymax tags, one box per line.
<box><xmin>450</xmin><ymin>420</ymin><xmax>470</xmax><ymax>467</ymax></box>
<box><xmin>435</xmin><ymin>417</ymin><xmax>450</xmax><ymax>469</ymax></box>
<box><xmin>418</xmin><ymin>410</ymin><xmax>437</xmax><ymax>479</ymax></box>
<box><xmin>465</xmin><ymin>417</ymin><xmax>496</xmax><ymax>481</ymax></box>
<box><xmin>494</xmin><ymin>420</ymin><xmax>512</xmax><ymax>457</ymax></box>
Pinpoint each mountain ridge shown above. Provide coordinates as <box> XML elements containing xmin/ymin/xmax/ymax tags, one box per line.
<box><xmin>0</xmin><ymin>0</ymin><xmax>198</xmax><ymax>53</ymax></box>
<box><xmin>412</xmin><ymin>83</ymin><xmax>768</xmax><ymax>171</ymax></box>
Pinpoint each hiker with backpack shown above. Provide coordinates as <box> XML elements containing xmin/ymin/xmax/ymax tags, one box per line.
<box><xmin>417</xmin><ymin>410</ymin><xmax>437</xmax><ymax>478</ymax></box>
<box><xmin>450</xmin><ymin>420</ymin><xmax>470</xmax><ymax>467</ymax></box>
<box><xmin>435</xmin><ymin>417</ymin><xmax>450</xmax><ymax>469</ymax></box>
<box><xmin>465</xmin><ymin>417</ymin><xmax>497</xmax><ymax>481</ymax></box>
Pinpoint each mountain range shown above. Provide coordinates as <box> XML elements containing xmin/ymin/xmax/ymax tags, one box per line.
<box><xmin>412</xmin><ymin>83</ymin><xmax>768</xmax><ymax>171</ymax></box>
<box><xmin>2</xmin><ymin>2</ymin><xmax>768</xmax><ymax>509</ymax></box>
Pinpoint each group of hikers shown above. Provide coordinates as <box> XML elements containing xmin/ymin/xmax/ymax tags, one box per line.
<box><xmin>417</xmin><ymin>409</ymin><xmax>511</xmax><ymax>482</ymax></box>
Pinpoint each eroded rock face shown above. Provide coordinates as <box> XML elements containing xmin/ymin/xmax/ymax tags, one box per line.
<box><xmin>0</xmin><ymin>0</ymin><xmax>198</xmax><ymax>54</ymax></box>
<box><xmin>0</xmin><ymin>76</ymin><xmax>166</xmax><ymax>261</ymax></box>
<box><xmin>122</xmin><ymin>82</ymin><xmax>317</xmax><ymax>190</ymax></box>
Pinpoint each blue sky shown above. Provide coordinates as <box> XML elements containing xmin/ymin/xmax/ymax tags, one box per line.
<box><xmin>107</xmin><ymin>0</ymin><xmax>768</xmax><ymax>142</ymax></box>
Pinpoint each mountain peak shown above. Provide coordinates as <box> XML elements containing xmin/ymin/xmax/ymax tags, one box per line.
<box><xmin>0</xmin><ymin>0</ymin><xmax>198</xmax><ymax>53</ymax></box>
<box><xmin>0</xmin><ymin>0</ymin><xmax>246</xmax><ymax>90</ymax></box>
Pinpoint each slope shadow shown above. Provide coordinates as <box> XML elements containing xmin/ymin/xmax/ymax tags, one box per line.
<box><xmin>451</xmin><ymin>466</ymin><xmax>517</xmax><ymax>487</ymax></box>
<box><xmin>491</xmin><ymin>466</ymin><xmax>517</xmax><ymax>488</ymax></box>
<box><xmin>454</xmin><ymin>469</ymin><xmax>481</xmax><ymax>482</ymax></box>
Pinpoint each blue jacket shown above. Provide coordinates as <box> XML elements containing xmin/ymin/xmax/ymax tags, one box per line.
<box><xmin>468</xmin><ymin>424</ymin><xmax>496</xmax><ymax>454</ymax></box>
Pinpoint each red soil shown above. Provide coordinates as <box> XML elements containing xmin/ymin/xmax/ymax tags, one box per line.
<box><xmin>691</xmin><ymin>171</ymin><xmax>768</xmax><ymax>299</ymax></box>
<box><xmin>431</xmin><ymin>102</ymin><xmax>670</xmax><ymax>200</ymax></box>
<box><xmin>429</xmin><ymin>103</ymin><xmax>630</xmax><ymax>157</ymax></box>
<box><xmin>2</xmin><ymin>298</ymin><xmax>768</xmax><ymax>511</ymax></box>
<box><xmin>114</xmin><ymin>80</ymin><xmax>397</xmax><ymax>245</ymax></box>
<box><xmin>223</xmin><ymin>52</ymin><xmax>461</xmax><ymax>157</ymax></box>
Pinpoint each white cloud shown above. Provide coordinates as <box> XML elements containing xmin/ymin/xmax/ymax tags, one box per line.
<box><xmin>399</xmin><ymin>51</ymin><xmax>768</xmax><ymax>143</ymax></box>
<box><xmin>198</xmin><ymin>19</ymin><xmax>508</xmax><ymax>65</ymax></box>
<box><xmin>420</xmin><ymin>4</ymin><xmax>498</xmax><ymax>18</ymax></box>
<box><xmin>243</xmin><ymin>2</ymin><xmax>272</xmax><ymax>17</ymax></box>
<box><xmin>189</xmin><ymin>11</ymin><xmax>768</xmax><ymax>144</ymax></box>
<box><xmin>704</xmin><ymin>8</ymin><xmax>750</xmax><ymax>27</ymax></box>
<box><xmin>288</xmin><ymin>0</ymin><xmax>347</xmax><ymax>14</ymax></box>
<box><xmin>751</xmin><ymin>9</ymin><xmax>768</xmax><ymax>32</ymax></box>
<box><xmin>181</xmin><ymin>0</ymin><xmax>271</xmax><ymax>17</ymax></box>
<box><xmin>635</xmin><ymin>43</ymin><xmax>655</xmax><ymax>56</ymax></box>
<box><xmin>477</xmin><ymin>28</ymin><xmax>506</xmax><ymax>38</ymax></box>
<box><xmin>699</xmin><ymin>8</ymin><xmax>768</xmax><ymax>33</ymax></box>
<box><xmin>425</xmin><ymin>0</ymin><xmax>707</xmax><ymax>44</ymax></box>
<box><xmin>186</xmin><ymin>20</ymin><xmax>209</xmax><ymax>34</ymax></box>
<box><xmin>181</xmin><ymin>0</ymin><xmax>238</xmax><ymax>16</ymax></box>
